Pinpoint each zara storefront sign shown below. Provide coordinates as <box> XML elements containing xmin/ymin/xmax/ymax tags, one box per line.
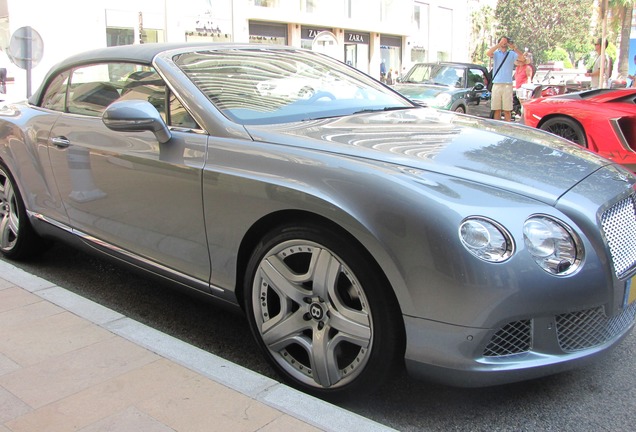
<box><xmin>346</xmin><ymin>32</ymin><xmax>368</xmax><ymax>44</ymax></box>
<box><xmin>304</xmin><ymin>28</ymin><xmax>328</xmax><ymax>39</ymax></box>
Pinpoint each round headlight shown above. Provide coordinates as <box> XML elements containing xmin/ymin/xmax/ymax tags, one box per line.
<box><xmin>523</xmin><ymin>216</ymin><xmax>582</xmax><ymax>275</ymax></box>
<box><xmin>459</xmin><ymin>218</ymin><xmax>513</xmax><ymax>262</ymax></box>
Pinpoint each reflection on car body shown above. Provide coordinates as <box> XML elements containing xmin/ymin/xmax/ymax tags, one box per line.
<box><xmin>1</xmin><ymin>43</ymin><xmax>635</xmax><ymax>399</ymax></box>
<box><xmin>392</xmin><ymin>61</ymin><xmax>492</xmax><ymax>118</ymax></box>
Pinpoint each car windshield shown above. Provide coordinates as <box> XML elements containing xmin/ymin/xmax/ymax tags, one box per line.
<box><xmin>173</xmin><ymin>48</ymin><xmax>412</xmax><ymax>125</ymax></box>
<box><xmin>402</xmin><ymin>64</ymin><xmax>464</xmax><ymax>88</ymax></box>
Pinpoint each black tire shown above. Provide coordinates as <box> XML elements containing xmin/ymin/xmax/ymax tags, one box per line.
<box><xmin>454</xmin><ymin>105</ymin><xmax>466</xmax><ymax>114</ymax></box>
<box><xmin>540</xmin><ymin>116</ymin><xmax>587</xmax><ymax>146</ymax></box>
<box><xmin>244</xmin><ymin>223</ymin><xmax>404</xmax><ymax>398</ymax></box>
<box><xmin>0</xmin><ymin>162</ymin><xmax>44</xmax><ymax>260</ymax></box>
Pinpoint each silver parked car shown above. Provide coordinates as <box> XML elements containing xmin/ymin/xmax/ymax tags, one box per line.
<box><xmin>1</xmin><ymin>43</ymin><xmax>635</xmax><ymax>398</ymax></box>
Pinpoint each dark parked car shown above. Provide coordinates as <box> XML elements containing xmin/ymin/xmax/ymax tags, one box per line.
<box><xmin>1</xmin><ymin>44</ymin><xmax>636</xmax><ymax>399</ymax></box>
<box><xmin>392</xmin><ymin>61</ymin><xmax>492</xmax><ymax>117</ymax></box>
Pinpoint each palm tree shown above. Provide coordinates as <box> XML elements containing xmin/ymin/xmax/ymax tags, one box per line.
<box><xmin>605</xmin><ymin>0</ymin><xmax>635</xmax><ymax>79</ymax></box>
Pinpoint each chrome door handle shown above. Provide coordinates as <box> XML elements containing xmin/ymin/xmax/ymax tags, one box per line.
<box><xmin>50</xmin><ymin>136</ymin><xmax>70</xmax><ymax>148</ymax></box>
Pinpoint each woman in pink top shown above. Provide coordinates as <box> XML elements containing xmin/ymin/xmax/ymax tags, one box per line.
<box><xmin>514</xmin><ymin>53</ymin><xmax>533</xmax><ymax>89</ymax></box>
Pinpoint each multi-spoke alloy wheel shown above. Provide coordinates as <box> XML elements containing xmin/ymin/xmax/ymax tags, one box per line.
<box><xmin>245</xmin><ymin>224</ymin><xmax>404</xmax><ymax>397</ymax></box>
<box><xmin>0</xmin><ymin>166</ymin><xmax>20</xmax><ymax>253</ymax></box>
<box><xmin>0</xmin><ymin>163</ymin><xmax>42</xmax><ymax>259</ymax></box>
<box><xmin>540</xmin><ymin>117</ymin><xmax>587</xmax><ymax>146</ymax></box>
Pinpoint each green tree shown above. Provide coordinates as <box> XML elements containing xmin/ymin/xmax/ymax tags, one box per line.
<box><xmin>470</xmin><ymin>5</ymin><xmax>496</xmax><ymax>66</ymax></box>
<box><xmin>543</xmin><ymin>47</ymin><xmax>574</xmax><ymax>68</ymax></box>
<box><xmin>495</xmin><ymin>0</ymin><xmax>594</xmax><ymax>66</ymax></box>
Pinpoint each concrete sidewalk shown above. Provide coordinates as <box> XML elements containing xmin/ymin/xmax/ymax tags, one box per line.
<box><xmin>0</xmin><ymin>260</ymin><xmax>394</xmax><ymax>432</ymax></box>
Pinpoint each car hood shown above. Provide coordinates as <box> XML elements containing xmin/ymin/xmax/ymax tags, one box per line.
<box><xmin>244</xmin><ymin>108</ymin><xmax>611</xmax><ymax>205</ymax></box>
<box><xmin>391</xmin><ymin>83</ymin><xmax>452</xmax><ymax>101</ymax></box>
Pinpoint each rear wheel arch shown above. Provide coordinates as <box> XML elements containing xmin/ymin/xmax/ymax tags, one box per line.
<box><xmin>0</xmin><ymin>160</ymin><xmax>45</xmax><ymax>260</ymax></box>
<box><xmin>537</xmin><ymin>115</ymin><xmax>588</xmax><ymax>147</ymax></box>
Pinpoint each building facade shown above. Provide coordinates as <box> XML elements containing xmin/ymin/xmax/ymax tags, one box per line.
<box><xmin>0</xmin><ymin>0</ymin><xmax>470</xmax><ymax>99</ymax></box>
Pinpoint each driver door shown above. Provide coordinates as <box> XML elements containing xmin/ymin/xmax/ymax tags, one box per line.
<box><xmin>45</xmin><ymin>62</ymin><xmax>211</xmax><ymax>286</ymax></box>
<box><xmin>465</xmin><ymin>68</ymin><xmax>491</xmax><ymax>118</ymax></box>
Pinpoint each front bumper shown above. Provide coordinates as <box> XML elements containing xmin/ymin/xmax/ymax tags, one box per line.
<box><xmin>403</xmin><ymin>301</ymin><xmax>636</xmax><ymax>387</ymax></box>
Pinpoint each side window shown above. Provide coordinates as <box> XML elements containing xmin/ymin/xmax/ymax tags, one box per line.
<box><xmin>63</xmin><ymin>62</ymin><xmax>199</xmax><ymax>129</ymax></box>
<box><xmin>41</xmin><ymin>72</ymin><xmax>70</xmax><ymax>111</ymax></box>
<box><xmin>66</xmin><ymin>63</ymin><xmax>167</xmax><ymax>118</ymax></box>
<box><xmin>467</xmin><ymin>69</ymin><xmax>486</xmax><ymax>87</ymax></box>
<box><xmin>67</xmin><ymin>64</ymin><xmax>123</xmax><ymax>116</ymax></box>
<box><xmin>119</xmin><ymin>69</ymin><xmax>166</xmax><ymax>118</ymax></box>
<box><xmin>169</xmin><ymin>93</ymin><xmax>198</xmax><ymax>129</ymax></box>
<box><xmin>121</xmin><ymin>71</ymin><xmax>198</xmax><ymax>128</ymax></box>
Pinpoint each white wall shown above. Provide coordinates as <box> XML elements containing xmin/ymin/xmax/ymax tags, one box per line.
<box><xmin>5</xmin><ymin>0</ymin><xmax>213</xmax><ymax>100</ymax></box>
<box><xmin>3</xmin><ymin>0</ymin><xmax>470</xmax><ymax>101</ymax></box>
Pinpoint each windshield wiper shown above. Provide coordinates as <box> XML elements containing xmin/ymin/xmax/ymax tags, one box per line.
<box><xmin>352</xmin><ymin>106</ymin><xmax>411</xmax><ymax>114</ymax></box>
<box><xmin>303</xmin><ymin>106</ymin><xmax>412</xmax><ymax>122</ymax></box>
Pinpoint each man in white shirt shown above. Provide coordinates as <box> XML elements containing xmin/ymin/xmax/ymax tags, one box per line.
<box><xmin>586</xmin><ymin>38</ymin><xmax>610</xmax><ymax>89</ymax></box>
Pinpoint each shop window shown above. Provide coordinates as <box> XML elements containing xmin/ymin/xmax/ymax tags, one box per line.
<box><xmin>252</xmin><ymin>0</ymin><xmax>278</xmax><ymax>6</ymax></box>
<box><xmin>106</xmin><ymin>27</ymin><xmax>134</xmax><ymax>47</ymax></box>
<box><xmin>437</xmin><ymin>51</ymin><xmax>450</xmax><ymax>62</ymax></box>
<box><xmin>411</xmin><ymin>48</ymin><xmax>427</xmax><ymax>63</ymax></box>
<box><xmin>302</xmin><ymin>0</ymin><xmax>317</xmax><ymax>13</ymax></box>
<box><xmin>249</xmin><ymin>22</ymin><xmax>287</xmax><ymax>45</ymax></box>
<box><xmin>141</xmin><ymin>29</ymin><xmax>164</xmax><ymax>44</ymax></box>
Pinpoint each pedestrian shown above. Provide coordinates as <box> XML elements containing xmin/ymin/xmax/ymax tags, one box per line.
<box><xmin>380</xmin><ymin>59</ymin><xmax>387</xmax><ymax>83</ymax></box>
<box><xmin>487</xmin><ymin>36</ymin><xmax>524</xmax><ymax>122</ymax></box>
<box><xmin>0</xmin><ymin>48</ymin><xmax>7</xmax><ymax>95</ymax></box>
<box><xmin>514</xmin><ymin>53</ymin><xmax>533</xmax><ymax>89</ymax></box>
<box><xmin>628</xmin><ymin>55</ymin><xmax>636</xmax><ymax>88</ymax></box>
<box><xmin>386</xmin><ymin>67</ymin><xmax>394</xmax><ymax>85</ymax></box>
<box><xmin>585</xmin><ymin>38</ymin><xmax>610</xmax><ymax>89</ymax></box>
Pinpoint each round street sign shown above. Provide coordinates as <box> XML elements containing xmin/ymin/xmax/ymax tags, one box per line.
<box><xmin>9</xmin><ymin>26</ymin><xmax>44</xmax><ymax>69</ymax></box>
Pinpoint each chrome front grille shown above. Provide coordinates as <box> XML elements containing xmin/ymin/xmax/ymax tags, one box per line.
<box><xmin>483</xmin><ymin>320</ymin><xmax>532</xmax><ymax>357</ymax></box>
<box><xmin>556</xmin><ymin>302</ymin><xmax>636</xmax><ymax>352</ymax></box>
<box><xmin>600</xmin><ymin>194</ymin><xmax>636</xmax><ymax>278</ymax></box>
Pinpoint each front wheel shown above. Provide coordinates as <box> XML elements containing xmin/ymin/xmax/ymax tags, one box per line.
<box><xmin>540</xmin><ymin>116</ymin><xmax>587</xmax><ymax>146</ymax></box>
<box><xmin>244</xmin><ymin>223</ymin><xmax>404</xmax><ymax>398</ymax></box>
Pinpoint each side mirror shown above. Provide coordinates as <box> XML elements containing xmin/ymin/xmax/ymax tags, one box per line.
<box><xmin>102</xmin><ymin>100</ymin><xmax>171</xmax><ymax>144</ymax></box>
<box><xmin>473</xmin><ymin>83</ymin><xmax>485</xmax><ymax>91</ymax></box>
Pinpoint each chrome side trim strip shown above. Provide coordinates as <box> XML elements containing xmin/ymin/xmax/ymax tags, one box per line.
<box><xmin>27</xmin><ymin>211</ymin><xmax>224</xmax><ymax>293</ymax></box>
<box><xmin>28</xmin><ymin>211</ymin><xmax>74</xmax><ymax>233</ymax></box>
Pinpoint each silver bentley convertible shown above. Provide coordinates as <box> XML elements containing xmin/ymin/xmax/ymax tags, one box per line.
<box><xmin>1</xmin><ymin>43</ymin><xmax>635</xmax><ymax>398</ymax></box>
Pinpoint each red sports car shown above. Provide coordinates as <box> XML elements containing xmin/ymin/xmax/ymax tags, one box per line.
<box><xmin>522</xmin><ymin>88</ymin><xmax>636</xmax><ymax>172</ymax></box>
